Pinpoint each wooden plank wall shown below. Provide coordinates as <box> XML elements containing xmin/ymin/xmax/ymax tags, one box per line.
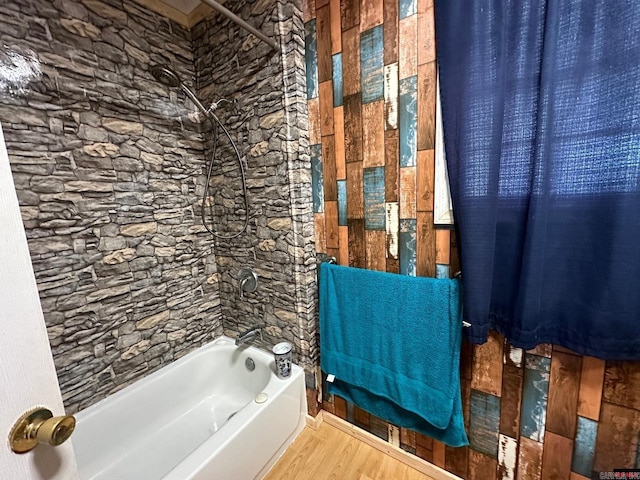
<box><xmin>305</xmin><ymin>0</ymin><xmax>640</xmax><ymax>478</ymax></box>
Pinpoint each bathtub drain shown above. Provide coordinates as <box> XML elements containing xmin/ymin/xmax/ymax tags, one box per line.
<box><xmin>245</xmin><ymin>357</ymin><xmax>255</xmax><ymax>371</ymax></box>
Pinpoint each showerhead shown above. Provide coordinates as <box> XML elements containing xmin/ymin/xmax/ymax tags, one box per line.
<box><xmin>151</xmin><ymin>63</ymin><xmax>210</xmax><ymax>119</ymax></box>
<box><xmin>150</xmin><ymin>64</ymin><xmax>181</xmax><ymax>88</ymax></box>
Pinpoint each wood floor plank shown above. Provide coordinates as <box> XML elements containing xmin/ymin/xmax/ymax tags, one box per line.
<box><xmin>265</xmin><ymin>422</ymin><xmax>436</xmax><ymax>480</ymax></box>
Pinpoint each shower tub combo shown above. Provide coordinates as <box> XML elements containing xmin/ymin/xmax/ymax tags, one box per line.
<box><xmin>73</xmin><ymin>337</ymin><xmax>307</xmax><ymax>479</ymax></box>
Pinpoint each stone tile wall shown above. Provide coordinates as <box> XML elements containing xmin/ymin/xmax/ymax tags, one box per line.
<box><xmin>0</xmin><ymin>0</ymin><xmax>222</xmax><ymax>413</ymax></box>
<box><xmin>192</xmin><ymin>0</ymin><xmax>318</xmax><ymax>380</ymax></box>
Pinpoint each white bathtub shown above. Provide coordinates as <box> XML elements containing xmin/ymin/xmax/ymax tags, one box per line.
<box><xmin>73</xmin><ymin>336</ymin><xmax>307</xmax><ymax>480</ymax></box>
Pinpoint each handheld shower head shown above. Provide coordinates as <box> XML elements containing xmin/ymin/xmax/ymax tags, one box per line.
<box><xmin>150</xmin><ymin>64</ymin><xmax>210</xmax><ymax>119</ymax></box>
<box><xmin>150</xmin><ymin>64</ymin><xmax>181</xmax><ymax>88</ymax></box>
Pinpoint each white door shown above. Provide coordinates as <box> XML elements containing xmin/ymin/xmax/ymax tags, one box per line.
<box><xmin>0</xmin><ymin>122</ymin><xmax>79</xmax><ymax>479</ymax></box>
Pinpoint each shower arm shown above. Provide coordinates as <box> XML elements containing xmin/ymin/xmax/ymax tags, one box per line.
<box><xmin>199</xmin><ymin>0</ymin><xmax>281</xmax><ymax>53</ymax></box>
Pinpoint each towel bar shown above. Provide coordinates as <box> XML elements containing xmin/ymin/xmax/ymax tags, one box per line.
<box><xmin>317</xmin><ymin>253</ymin><xmax>337</xmax><ymax>265</ymax></box>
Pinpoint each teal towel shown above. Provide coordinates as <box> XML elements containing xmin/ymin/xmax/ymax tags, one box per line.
<box><xmin>319</xmin><ymin>263</ymin><xmax>468</xmax><ymax>447</ymax></box>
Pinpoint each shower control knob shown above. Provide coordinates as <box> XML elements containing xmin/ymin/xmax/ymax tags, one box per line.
<box><xmin>237</xmin><ymin>267</ymin><xmax>258</xmax><ymax>299</ymax></box>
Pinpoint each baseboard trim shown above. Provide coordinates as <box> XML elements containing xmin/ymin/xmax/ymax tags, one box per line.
<box><xmin>321</xmin><ymin>412</ymin><xmax>462</xmax><ymax>480</ymax></box>
<box><xmin>305</xmin><ymin>411</ymin><xmax>324</xmax><ymax>430</ymax></box>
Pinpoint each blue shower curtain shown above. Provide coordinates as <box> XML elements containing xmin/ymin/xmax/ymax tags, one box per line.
<box><xmin>435</xmin><ymin>0</ymin><xmax>640</xmax><ymax>359</ymax></box>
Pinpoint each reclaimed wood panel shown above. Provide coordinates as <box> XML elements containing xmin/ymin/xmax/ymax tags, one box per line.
<box><xmin>337</xmin><ymin>179</ymin><xmax>347</xmax><ymax>225</ymax></box>
<box><xmin>570</xmin><ymin>474</ymin><xmax>590</xmax><ymax>480</ymax></box>
<box><xmin>319</xmin><ymin>81</ymin><xmax>335</xmax><ymax>136</ymax></box>
<box><xmin>385</xmin><ymin>202</ymin><xmax>399</xmax><ymax>273</ymax></box>
<box><xmin>517</xmin><ymin>436</ymin><xmax>544</xmax><ymax>480</ymax></box>
<box><xmin>527</xmin><ymin>344</ymin><xmax>553</xmax><ymax>358</ymax></box>
<box><xmin>340</xmin><ymin>0</ymin><xmax>359</xmax><ymax>31</ymax></box>
<box><xmin>344</xmin><ymin>93</ymin><xmax>363</xmax><ymax>163</ymax></box>
<box><xmin>386</xmin><ymin>425</ymin><xmax>400</xmax><ymax>448</ymax></box>
<box><xmin>450</xmin><ymin>231</ymin><xmax>461</xmax><ymax>277</ymax></box>
<box><xmin>322</xmin><ymin>134</ymin><xmax>337</xmax><ymax>201</ymax></box>
<box><xmin>330</xmin><ymin>0</ymin><xmax>342</xmax><ymax>53</ymax></box>
<box><xmin>334</xmin><ymin>394</ymin><xmax>347</xmax><ymax>419</ymax></box>
<box><xmin>334</xmin><ymin>106</ymin><xmax>346</xmax><ymax>179</ymax></box>
<box><xmin>304</xmin><ymin>0</ymin><xmax>316</xmax><ymax>22</ymax></box>
<box><xmin>383</xmin><ymin>0</ymin><xmax>398</xmax><ymax>65</ymax></box>
<box><xmin>362</xmin><ymin>100</ymin><xmax>385</xmax><ymax>167</ymax></box>
<box><xmin>338</xmin><ymin>225</ymin><xmax>349</xmax><ymax>265</ymax></box>
<box><xmin>445</xmin><ymin>445</ymin><xmax>469</xmax><ymax>479</ymax></box>
<box><xmin>333</xmin><ymin>54</ymin><xmax>343</xmax><ymax>107</ymax></box>
<box><xmin>346</xmin><ymin>401</ymin><xmax>355</xmax><ymax>423</ymax></box>
<box><xmin>415</xmin><ymin>447</ymin><xmax>433</xmax><ymax>464</ymax></box>
<box><xmin>365</xmin><ymin>230</ymin><xmax>386</xmax><ymax>271</ymax></box>
<box><xmin>360</xmin><ymin>0</ymin><xmax>383</xmax><ymax>31</ymax></box>
<box><xmin>497</xmin><ymin>434</ymin><xmax>518</xmax><ymax>480</ymax></box>
<box><xmin>305</xmin><ymin>19</ymin><xmax>319</xmax><ymax>99</ymax></box>
<box><xmin>500</xmin><ymin>364</ymin><xmax>524</xmax><ymax>439</ymax></box>
<box><xmin>346</xmin><ymin>160</ymin><xmax>363</xmax><ymax>218</ymax></box>
<box><xmin>504</xmin><ymin>342</ymin><xmax>524</xmax><ymax>368</ymax></box>
<box><xmin>416</xmin><ymin>432</ymin><xmax>432</xmax><ymax>450</ymax></box>
<box><xmin>416</xmin><ymin>0</ymin><xmax>435</xmax><ymax>65</ymax></box>
<box><xmin>317</xmin><ymin>5</ymin><xmax>333</xmax><ymax>83</ymax></box>
<box><xmin>577</xmin><ymin>356</ymin><xmax>605</xmax><ymax>421</ymax></box>
<box><xmin>571</xmin><ymin>415</ymin><xmax>598</xmax><ymax>478</ymax></box>
<box><xmin>399</xmin><ymin>218</ymin><xmax>416</xmax><ymax>276</ymax></box>
<box><xmin>399</xmin><ymin>75</ymin><xmax>417</xmax><ymax>167</ymax></box>
<box><xmin>401</xmin><ymin>427</ymin><xmax>417</xmax><ymax>453</ymax></box>
<box><xmin>416</xmin><ymin>211</ymin><xmax>435</xmax><ymax>277</ymax></box>
<box><xmin>384</xmin><ymin>128</ymin><xmax>399</xmax><ymax>202</ymax></box>
<box><xmin>341</xmin><ymin>27</ymin><xmax>361</xmax><ymax>96</ymax></box>
<box><xmin>306</xmin><ymin>0</ymin><xmax>640</xmax><ymax>476</ymax></box>
<box><xmin>436</xmin><ymin>264</ymin><xmax>450</xmax><ymax>278</ymax></box>
<box><xmin>360</xmin><ymin>25</ymin><xmax>384</xmax><ymax>104</ymax></box>
<box><xmin>471</xmin><ymin>331</ymin><xmax>504</xmax><ymax>397</ymax></box>
<box><xmin>311</xmin><ymin>144</ymin><xmax>325</xmax><ymax>212</ymax></box>
<box><xmin>593</xmin><ymin>402</ymin><xmax>640</xmax><ymax>472</ymax></box>
<box><xmin>398</xmin><ymin>0</ymin><xmax>416</xmax><ymax>19</ymax></box>
<box><xmin>399</xmin><ymin>166</ymin><xmax>416</xmax><ymax>219</ymax></box>
<box><xmin>347</xmin><ymin>218</ymin><xmax>365</xmax><ymax>267</ymax></box>
<box><xmin>354</xmin><ymin>405</ymin><xmax>370</xmax><ymax>429</ymax></box>
<box><xmin>432</xmin><ymin>440</ymin><xmax>445</xmax><ymax>469</ymax></box>
<box><xmin>363</xmin><ymin>166</ymin><xmax>386</xmax><ymax>230</ymax></box>
<box><xmin>603</xmin><ymin>360</ymin><xmax>640</xmax><ymax>411</ymax></box>
<box><xmin>541</xmin><ymin>432</ymin><xmax>573</xmax><ymax>480</ymax></box>
<box><xmin>369</xmin><ymin>414</ymin><xmax>389</xmax><ymax>441</ymax></box>
<box><xmin>435</xmin><ymin>228</ymin><xmax>450</xmax><ymax>264</ymax></box>
<box><xmin>469</xmin><ymin>389</ymin><xmax>501</xmax><ymax>458</ymax></box>
<box><xmin>546</xmin><ymin>351</ymin><xmax>582</xmax><ymax>438</ymax></box>
<box><xmin>308</xmin><ymin>97</ymin><xmax>321</xmax><ymax>144</ymax></box>
<box><xmin>416</xmin><ymin>148</ymin><xmax>434</xmax><ymax>211</ymax></box>
<box><xmin>398</xmin><ymin>14</ymin><xmax>417</xmax><ymax>80</ymax></box>
<box><xmin>325</xmin><ymin>201</ymin><xmax>339</xmax><ymax>249</ymax></box>
<box><xmin>417</xmin><ymin>61</ymin><xmax>436</xmax><ymax>151</ymax></box>
<box><xmin>461</xmin><ymin>338</ymin><xmax>474</xmax><ymax>380</ymax></box>
<box><xmin>521</xmin><ymin>353</ymin><xmax>551</xmax><ymax>442</ymax></box>
<box><xmin>315</xmin><ymin>212</ymin><xmax>326</xmax><ymax>252</ymax></box>
<box><xmin>469</xmin><ymin>449</ymin><xmax>497</xmax><ymax>480</ymax></box>
<box><xmin>384</xmin><ymin>62</ymin><xmax>399</xmax><ymax>130</ymax></box>
<box><xmin>462</xmin><ymin>378</ymin><xmax>471</xmax><ymax>430</ymax></box>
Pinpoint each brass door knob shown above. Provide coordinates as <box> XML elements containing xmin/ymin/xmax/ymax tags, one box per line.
<box><xmin>9</xmin><ymin>407</ymin><xmax>76</xmax><ymax>453</ymax></box>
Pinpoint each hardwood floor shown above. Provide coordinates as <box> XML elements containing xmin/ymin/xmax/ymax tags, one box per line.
<box><xmin>264</xmin><ymin>422</ymin><xmax>436</xmax><ymax>480</ymax></box>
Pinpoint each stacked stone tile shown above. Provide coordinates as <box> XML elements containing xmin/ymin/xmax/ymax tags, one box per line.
<box><xmin>1</xmin><ymin>0</ymin><xmax>317</xmax><ymax>413</ymax></box>
<box><xmin>192</xmin><ymin>0</ymin><xmax>317</xmax><ymax>385</ymax></box>
<box><xmin>0</xmin><ymin>0</ymin><xmax>222</xmax><ymax>413</ymax></box>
